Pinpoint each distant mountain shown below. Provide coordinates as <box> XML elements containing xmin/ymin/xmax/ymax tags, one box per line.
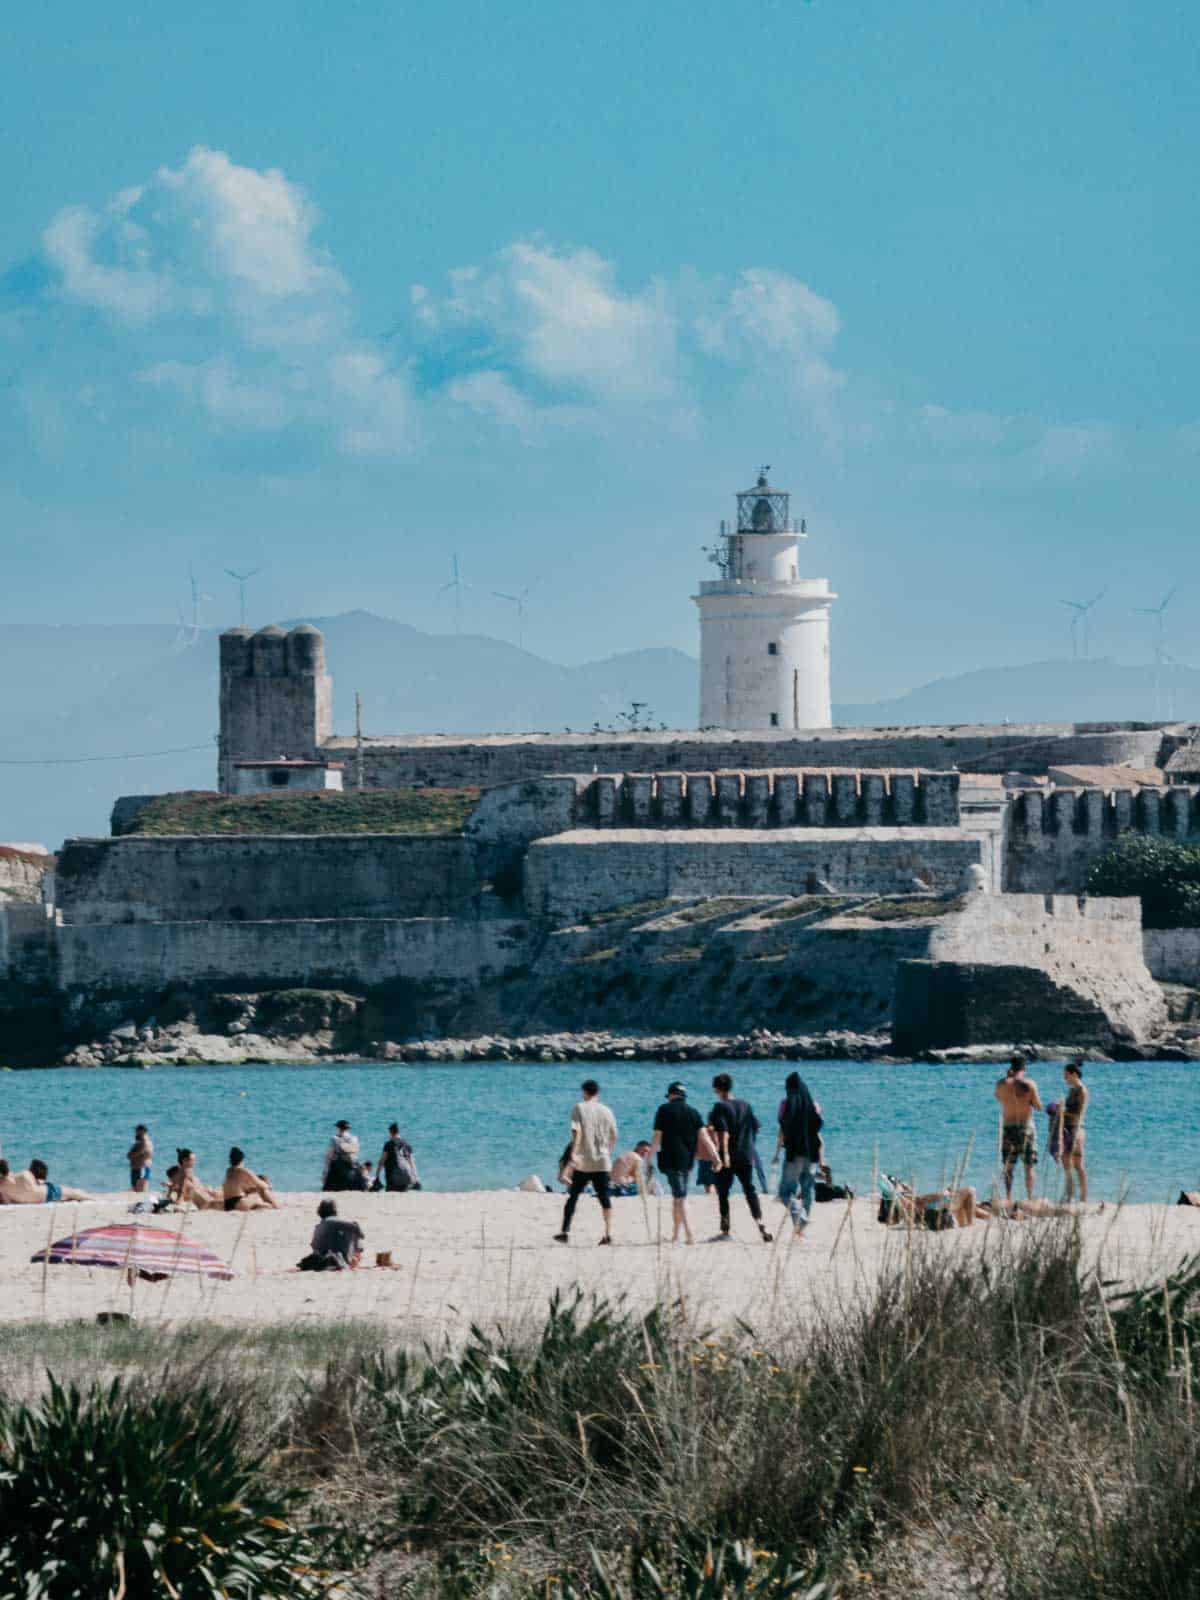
<box><xmin>0</xmin><ymin>612</ymin><xmax>697</xmax><ymax>847</ymax></box>
<box><xmin>833</xmin><ymin>657</ymin><xmax>1198</xmax><ymax>728</ymax></box>
<box><xmin>2</xmin><ymin>614</ymin><xmax>1194</xmax><ymax>850</ymax></box>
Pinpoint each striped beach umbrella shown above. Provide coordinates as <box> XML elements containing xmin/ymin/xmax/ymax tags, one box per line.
<box><xmin>31</xmin><ymin>1224</ymin><xmax>235</xmax><ymax>1282</ymax></box>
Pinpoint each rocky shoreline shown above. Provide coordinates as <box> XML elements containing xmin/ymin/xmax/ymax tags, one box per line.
<box><xmin>54</xmin><ymin>1019</ymin><xmax>1198</xmax><ymax>1069</ymax></box>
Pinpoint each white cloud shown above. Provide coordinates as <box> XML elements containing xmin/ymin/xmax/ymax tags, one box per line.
<box><xmin>40</xmin><ymin>146</ymin><xmax>413</xmax><ymax>457</ymax></box>
<box><xmin>420</xmin><ymin>241</ymin><xmax>679</xmax><ymax>405</ymax></box>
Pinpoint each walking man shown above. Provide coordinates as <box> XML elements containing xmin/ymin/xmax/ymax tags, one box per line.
<box><xmin>554</xmin><ymin>1079</ymin><xmax>617</xmax><ymax>1245</ymax></box>
<box><xmin>995</xmin><ymin>1055</ymin><xmax>1042</xmax><ymax>1203</ymax></box>
<box><xmin>775</xmin><ymin>1071</ymin><xmax>823</xmax><ymax>1239</ymax></box>
<box><xmin>709</xmin><ymin>1073</ymin><xmax>773</xmax><ymax>1243</ymax></box>
<box><xmin>650</xmin><ymin>1081</ymin><xmax>703</xmax><ymax>1244</ymax></box>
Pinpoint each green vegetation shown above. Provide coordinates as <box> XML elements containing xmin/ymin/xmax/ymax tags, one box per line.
<box><xmin>0</xmin><ymin>1377</ymin><xmax>333</xmax><ymax>1597</ymax></box>
<box><xmin>581</xmin><ymin>898</ymin><xmax>676</xmax><ymax>927</ymax></box>
<box><xmin>122</xmin><ymin>787</ymin><xmax>482</xmax><ymax>836</ymax></box>
<box><xmin>860</xmin><ymin>895</ymin><xmax>964</xmax><ymax>921</ymax></box>
<box><xmin>1087</xmin><ymin>834</ymin><xmax>1200</xmax><ymax>928</ymax></box>
<box><xmin>758</xmin><ymin>897</ymin><xmax>854</xmax><ymax>923</ymax></box>
<box><xmin>5</xmin><ymin>1232</ymin><xmax>1200</xmax><ymax>1595</ymax></box>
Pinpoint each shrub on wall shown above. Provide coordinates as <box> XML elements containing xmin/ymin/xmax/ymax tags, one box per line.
<box><xmin>1086</xmin><ymin>835</ymin><xmax>1200</xmax><ymax>928</ymax></box>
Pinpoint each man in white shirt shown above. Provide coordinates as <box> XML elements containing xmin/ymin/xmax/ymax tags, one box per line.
<box><xmin>554</xmin><ymin>1079</ymin><xmax>618</xmax><ymax>1245</ymax></box>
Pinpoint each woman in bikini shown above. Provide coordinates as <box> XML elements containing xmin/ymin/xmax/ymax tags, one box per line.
<box><xmin>1059</xmin><ymin>1061</ymin><xmax>1089</xmax><ymax>1203</ymax></box>
<box><xmin>165</xmin><ymin>1148</ymin><xmax>222</xmax><ymax>1210</ymax></box>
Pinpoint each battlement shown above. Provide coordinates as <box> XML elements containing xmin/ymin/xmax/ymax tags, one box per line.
<box><xmin>1006</xmin><ymin>784</ymin><xmax>1200</xmax><ymax>893</ymax></box>
<box><xmin>571</xmin><ymin>768</ymin><xmax>960</xmax><ymax>829</ymax></box>
<box><xmin>1010</xmin><ymin>785</ymin><xmax>1200</xmax><ymax>841</ymax></box>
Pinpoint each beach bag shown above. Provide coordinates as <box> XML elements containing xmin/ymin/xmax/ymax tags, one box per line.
<box><xmin>695</xmin><ymin>1125</ymin><xmax>720</xmax><ymax>1166</ymax></box>
<box><xmin>923</xmin><ymin>1203</ymin><xmax>954</xmax><ymax>1232</ymax></box>
<box><xmin>298</xmin><ymin>1251</ymin><xmax>343</xmax><ymax>1273</ymax></box>
<box><xmin>815</xmin><ymin>1180</ymin><xmax>851</xmax><ymax>1203</ymax></box>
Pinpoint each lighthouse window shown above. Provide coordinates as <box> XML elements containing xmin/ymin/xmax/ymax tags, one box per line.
<box><xmin>767</xmin><ymin>641</ymin><xmax>778</xmax><ymax>656</ymax></box>
<box><xmin>769</xmin><ymin>713</ymin><xmax>780</xmax><ymax>726</ymax></box>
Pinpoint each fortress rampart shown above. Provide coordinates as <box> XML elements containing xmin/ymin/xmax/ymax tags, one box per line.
<box><xmin>321</xmin><ymin>722</ymin><xmax>1174</xmax><ymax>792</ymax></box>
<box><xmin>1006</xmin><ymin>785</ymin><xmax>1200</xmax><ymax>893</ymax></box>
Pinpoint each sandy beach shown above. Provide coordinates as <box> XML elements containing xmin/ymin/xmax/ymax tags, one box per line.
<box><xmin>3</xmin><ymin>1189</ymin><xmax>1198</xmax><ymax>1337</ymax></box>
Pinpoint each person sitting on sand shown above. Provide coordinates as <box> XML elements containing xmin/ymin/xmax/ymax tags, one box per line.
<box><xmin>375</xmin><ymin>1123</ymin><xmax>420</xmax><ymax>1192</ymax></box>
<box><xmin>164</xmin><ymin>1150</ymin><xmax>221</xmax><ymax>1210</ymax></box>
<box><xmin>322</xmin><ymin>1121</ymin><xmax>365</xmax><ymax>1192</ymax></box>
<box><xmin>0</xmin><ymin>1158</ymin><xmax>89</xmax><ymax>1205</ymax></box>
<box><xmin>222</xmin><ymin>1147</ymin><xmax>281</xmax><ymax>1212</ymax></box>
<box><xmin>610</xmin><ymin>1141</ymin><xmax>657</xmax><ymax>1196</ymax></box>
<box><xmin>306</xmin><ymin>1198</ymin><xmax>365</xmax><ymax>1270</ymax></box>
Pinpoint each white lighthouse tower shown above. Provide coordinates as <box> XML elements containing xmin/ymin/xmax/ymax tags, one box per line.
<box><xmin>693</xmin><ymin>469</ymin><xmax>835</xmax><ymax>731</ymax></box>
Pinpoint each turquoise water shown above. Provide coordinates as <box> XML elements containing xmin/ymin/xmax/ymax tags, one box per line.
<box><xmin>2</xmin><ymin>1059</ymin><xmax>1197</xmax><ymax>1201</ymax></box>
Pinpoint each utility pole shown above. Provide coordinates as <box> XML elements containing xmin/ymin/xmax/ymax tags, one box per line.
<box><xmin>355</xmin><ymin>691</ymin><xmax>365</xmax><ymax>791</ymax></box>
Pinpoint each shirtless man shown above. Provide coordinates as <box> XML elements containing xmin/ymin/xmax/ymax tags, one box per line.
<box><xmin>995</xmin><ymin>1055</ymin><xmax>1042</xmax><ymax>1201</ymax></box>
<box><xmin>610</xmin><ymin>1141</ymin><xmax>657</xmax><ymax>1195</ymax></box>
<box><xmin>0</xmin><ymin>1158</ymin><xmax>90</xmax><ymax>1204</ymax></box>
<box><xmin>222</xmin><ymin>1147</ymin><xmax>281</xmax><ymax>1211</ymax></box>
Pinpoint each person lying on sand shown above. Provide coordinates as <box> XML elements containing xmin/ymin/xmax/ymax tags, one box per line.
<box><xmin>881</xmin><ymin>1177</ymin><xmax>981</xmax><ymax>1229</ymax></box>
<box><xmin>610</xmin><ymin>1141</ymin><xmax>658</xmax><ymax>1196</ymax></box>
<box><xmin>0</xmin><ymin>1158</ymin><xmax>90</xmax><ymax>1205</ymax></box>
<box><xmin>222</xmin><ymin>1147</ymin><xmax>281</xmax><ymax>1212</ymax></box>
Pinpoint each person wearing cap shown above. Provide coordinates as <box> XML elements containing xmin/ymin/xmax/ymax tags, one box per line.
<box><xmin>649</xmin><ymin>1082</ymin><xmax>703</xmax><ymax>1245</ymax></box>
<box><xmin>322</xmin><ymin>1120</ymin><xmax>361</xmax><ymax>1192</ymax></box>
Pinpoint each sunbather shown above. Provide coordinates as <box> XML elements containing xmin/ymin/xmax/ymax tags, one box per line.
<box><xmin>222</xmin><ymin>1147</ymin><xmax>281</xmax><ymax>1211</ymax></box>
<box><xmin>0</xmin><ymin>1158</ymin><xmax>90</xmax><ymax>1204</ymax></box>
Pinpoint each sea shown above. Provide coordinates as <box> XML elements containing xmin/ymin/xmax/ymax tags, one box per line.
<box><xmin>1</xmin><ymin>1058</ymin><xmax>1197</xmax><ymax>1202</ymax></box>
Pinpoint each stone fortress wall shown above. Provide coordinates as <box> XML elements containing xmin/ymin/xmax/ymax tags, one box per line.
<box><xmin>322</xmin><ymin>721</ymin><xmax>1176</xmax><ymax>791</ymax></box>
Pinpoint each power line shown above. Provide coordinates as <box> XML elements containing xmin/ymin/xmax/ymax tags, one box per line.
<box><xmin>0</xmin><ymin>741</ymin><xmax>215</xmax><ymax>767</ymax></box>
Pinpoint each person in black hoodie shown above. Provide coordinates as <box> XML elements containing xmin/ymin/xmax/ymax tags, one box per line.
<box><xmin>774</xmin><ymin>1071</ymin><xmax>824</xmax><ymax>1239</ymax></box>
<box><xmin>709</xmin><ymin>1073</ymin><xmax>773</xmax><ymax>1243</ymax></box>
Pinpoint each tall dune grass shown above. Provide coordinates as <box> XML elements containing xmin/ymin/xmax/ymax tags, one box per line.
<box><xmin>2</xmin><ymin>1222</ymin><xmax>1199</xmax><ymax>1596</ymax></box>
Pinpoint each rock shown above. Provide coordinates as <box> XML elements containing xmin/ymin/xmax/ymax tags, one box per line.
<box><xmin>227</xmin><ymin>1020</ymin><xmax>248</xmax><ymax>1036</ymax></box>
<box><xmin>110</xmin><ymin>1021</ymin><xmax>137</xmax><ymax>1040</ymax></box>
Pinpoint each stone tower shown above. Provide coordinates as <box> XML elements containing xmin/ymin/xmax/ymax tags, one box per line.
<box><xmin>218</xmin><ymin>623</ymin><xmax>333</xmax><ymax>792</ymax></box>
<box><xmin>693</xmin><ymin>470</ymin><xmax>835</xmax><ymax>731</ymax></box>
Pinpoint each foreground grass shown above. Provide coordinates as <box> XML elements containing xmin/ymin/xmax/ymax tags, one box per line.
<box><xmin>120</xmin><ymin>787</ymin><xmax>483</xmax><ymax>836</ymax></box>
<box><xmin>3</xmin><ymin>1228</ymin><xmax>1200</xmax><ymax>1597</ymax></box>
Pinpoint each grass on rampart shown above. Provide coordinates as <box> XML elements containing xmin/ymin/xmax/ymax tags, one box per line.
<box><xmin>120</xmin><ymin>787</ymin><xmax>482</xmax><ymax>836</ymax></box>
<box><xmin>4</xmin><ymin>1227</ymin><xmax>1200</xmax><ymax>1597</ymax></box>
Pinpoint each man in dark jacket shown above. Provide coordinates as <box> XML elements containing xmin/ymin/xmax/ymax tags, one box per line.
<box><xmin>708</xmin><ymin>1073</ymin><xmax>773</xmax><ymax>1243</ymax></box>
<box><xmin>774</xmin><ymin>1071</ymin><xmax>824</xmax><ymax>1238</ymax></box>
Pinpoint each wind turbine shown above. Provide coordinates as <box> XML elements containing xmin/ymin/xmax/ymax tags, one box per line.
<box><xmin>175</xmin><ymin>564</ymin><xmax>212</xmax><ymax>649</ymax></box>
<box><xmin>1136</xmin><ymin>589</ymin><xmax>1178</xmax><ymax>719</ymax></box>
<box><xmin>492</xmin><ymin>582</ymin><xmax>537</xmax><ymax>650</ymax></box>
<box><xmin>1059</xmin><ymin>588</ymin><xmax>1106</xmax><ymax>661</ymax></box>
<box><xmin>441</xmin><ymin>554</ymin><xmax>472</xmax><ymax>634</ymax></box>
<box><xmin>225</xmin><ymin>567</ymin><xmax>262</xmax><ymax>629</ymax></box>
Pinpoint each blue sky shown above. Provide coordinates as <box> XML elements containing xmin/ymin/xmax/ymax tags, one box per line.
<box><xmin>2</xmin><ymin>0</ymin><xmax>1198</xmax><ymax>699</ymax></box>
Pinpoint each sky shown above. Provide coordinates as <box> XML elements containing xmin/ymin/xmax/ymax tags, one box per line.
<box><xmin>2</xmin><ymin>0</ymin><xmax>1198</xmax><ymax>700</ymax></box>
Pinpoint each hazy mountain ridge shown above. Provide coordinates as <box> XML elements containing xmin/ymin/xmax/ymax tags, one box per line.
<box><xmin>1</xmin><ymin>614</ymin><xmax>1194</xmax><ymax>848</ymax></box>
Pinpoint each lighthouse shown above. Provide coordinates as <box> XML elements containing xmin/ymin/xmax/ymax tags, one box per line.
<box><xmin>693</xmin><ymin>469</ymin><xmax>835</xmax><ymax>731</ymax></box>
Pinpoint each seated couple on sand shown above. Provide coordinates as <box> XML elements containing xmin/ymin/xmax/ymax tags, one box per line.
<box><xmin>163</xmin><ymin>1147</ymin><xmax>280</xmax><ymax>1211</ymax></box>
<box><xmin>0</xmin><ymin>1159</ymin><xmax>89</xmax><ymax>1205</ymax></box>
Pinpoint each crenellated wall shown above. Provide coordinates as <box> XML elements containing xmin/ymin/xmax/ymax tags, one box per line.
<box><xmin>1006</xmin><ymin>785</ymin><xmax>1200</xmax><ymax>893</ymax></box>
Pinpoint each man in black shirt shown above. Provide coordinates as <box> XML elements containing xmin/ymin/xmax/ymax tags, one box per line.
<box><xmin>650</xmin><ymin>1081</ymin><xmax>703</xmax><ymax>1245</ymax></box>
<box><xmin>709</xmin><ymin>1072</ymin><xmax>773</xmax><ymax>1243</ymax></box>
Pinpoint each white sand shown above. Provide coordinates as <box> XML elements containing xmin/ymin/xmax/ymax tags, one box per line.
<box><xmin>3</xmin><ymin>1191</ymin><xmax>1197</xmax><ymax>1338</ymax></box>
